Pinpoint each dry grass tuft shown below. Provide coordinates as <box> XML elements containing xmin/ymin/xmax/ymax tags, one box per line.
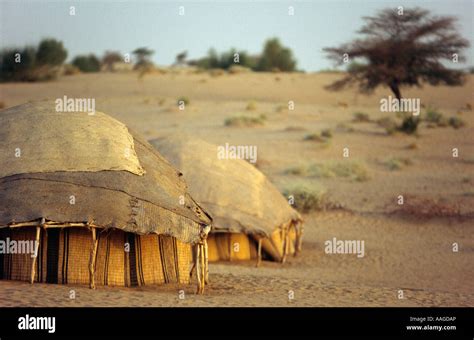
<box><xmin>383</xmin><ymin>157</ymin><xmax>413</xmax><ymax>171</ymax></box>
<box><xmin>352</xmin><ymin>112</ymin><xmax>371</xmax><ymax>122</ymax></box>
<box><xmin>224</xmin><ymin>114</ymin><xmax>266</xmax><ymax>127</ymax></box>
<box><xmin>246</xmin><ymin>101</ymin><xmax>257</xmax><ymax>111</ymax></box>
<box><xmin>282</xmin><ymin>184</ymin><xmax>329</xmax><ymax>212</ymax></box>
<box><xmin>285</xmin><ymin>160</ymin><xmax>370</xmax><ymax>182</ymax></box>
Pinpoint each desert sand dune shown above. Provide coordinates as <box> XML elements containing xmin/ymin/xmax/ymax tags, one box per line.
<box><xmin>0</xmin><ymin>72</ymin><xmax>472</xmax><ymax>306</ymax></box>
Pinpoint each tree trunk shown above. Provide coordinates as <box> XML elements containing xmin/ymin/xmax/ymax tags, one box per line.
<box><xmin>389</xmin><ymin>80</ymin><xmax>402</xmax><ymax>101</ymax></box>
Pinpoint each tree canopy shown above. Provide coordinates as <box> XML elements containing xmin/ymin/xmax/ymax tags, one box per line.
<box><xmin>324</xmin><ymin>7</ymin><xmax>469</xmax><ymax>99</ymax></box>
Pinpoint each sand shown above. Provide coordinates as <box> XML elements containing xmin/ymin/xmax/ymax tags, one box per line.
<box><xmin>0</xmin><ymin>71</ymin><xmax>473</xmax><ymax>306</ymax></box>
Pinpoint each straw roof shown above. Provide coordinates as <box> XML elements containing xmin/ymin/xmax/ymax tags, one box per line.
<box><xmin>0</xmin><ymin>102</ymin><xmax>211</xmax><ymax>244</ymax></box>
<box><xmin>150</xmin><ymin>136</ymin><xmax>301</xmax><ymax>238</ymax></box>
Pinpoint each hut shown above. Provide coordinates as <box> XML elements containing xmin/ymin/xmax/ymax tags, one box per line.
<box><xmin>0</xmin><ymin>102</ymin><xmax>212</xmax><ymax>293</ymax></box>
<box><xmin>150</xmin><ymin>136</ymin><xmax>303</xmax><ymax>264</ymax></box>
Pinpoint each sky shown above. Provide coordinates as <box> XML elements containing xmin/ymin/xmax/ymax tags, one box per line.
<box><xmin>0</xmin><ymin>0</ymin><xmax>473</xmax><ymax>72</ymax></box>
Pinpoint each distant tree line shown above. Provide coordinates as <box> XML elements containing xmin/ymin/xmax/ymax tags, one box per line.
<box><xmin>187</xmin><ymin>38</ymin><xmax>298</xmax><ymax>72</ymax></box>
<box><xmin>0</xmin><ymin>38</ymin><xmax>67</xmax><ymax>81</ymax></box>
<box><xmin>0</xmin><ymin>36</ymin><xmax>298</xmax><ymax>82</ymax></box>
<box><xmin>0</xmin><ymin>39</ymin><xmax>151</xmax><ymax>81</ymax></box>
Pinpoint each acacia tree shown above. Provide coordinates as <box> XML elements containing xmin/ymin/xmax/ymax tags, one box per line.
<box><xmin>175</xmin><ymin>51</ymin><xmax>187</xmax><ymax>65</ymax></box>
<box><xmin>324</xmin><ymin>8</ymin><xmax>469</xmax><ymax>101</ymax></box>
<box><xmin>102</xmin><ymin>51</ymin><xmax>122</xmax><ymax>71</ymax></box>
<box><xmin>132</xmin><ymin>47</ymin><xmax>154</xmax><ymax>68</ymax></box>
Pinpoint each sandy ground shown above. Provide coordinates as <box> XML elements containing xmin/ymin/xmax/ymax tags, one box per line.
<box><xmin>0</xmin><ymin>71</ymin><xmax>473</xmax><ymax>306</ymax></box>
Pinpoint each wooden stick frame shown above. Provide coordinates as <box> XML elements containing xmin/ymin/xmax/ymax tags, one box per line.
<box><xmin>89</xmin><ymin>226</ymin><xmax>99</xmax><ymax>289</ymax></box>
<box><xmin>29</xmin><ymin>218</ymin><xmax>44</xmax><ymax>284</ymax></box>
<box><xmin>256</xmin><ymin>238</ymin><xmax>263</xmax><ymax>267</ymax></box>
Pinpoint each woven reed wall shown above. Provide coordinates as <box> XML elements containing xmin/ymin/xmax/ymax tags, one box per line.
<box><xmin>0</xmin><ymin>227</ymin><xmax>192</xmax><ymax>286</ymax></box>
<box><xmin>207</xmin><ymin>233</ymin><xmax>257</xmax><ymax>261</ymax></box>
<box><xmin>208</xmin><ymin>228</ymin><xmax>297</xmax><ymax>262</ymax></box>
<box><xmin>0</xmin><ymin>227</ymin><xmax>37</xmax><ymax>281</ymax></box>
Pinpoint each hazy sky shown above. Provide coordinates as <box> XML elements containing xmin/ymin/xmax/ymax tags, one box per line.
<box><xmin>1</xmin><ymin>0</ymin><xmax>472</xmax><ymax>71</ymax></box>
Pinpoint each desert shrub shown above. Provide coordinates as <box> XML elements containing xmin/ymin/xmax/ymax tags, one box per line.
<box><xmin>399</xmin><ymin>116</ymin><xmax>420</xmax><ymax>134</ymax></box>
<box><xmin>321</xmin><ymin>129</ymin><xmax>333</xmax><ymax>138</ymax></box>
<box><xmin>72</xmin><ymin>54</ymin><xmax>100</xmax><ymax>72</ymax></box>
<box><xmin>36</xmin><ymin>39</ymin><xmax>67</xmax><ymax>66</ymax></box>
<box><xmin>383</xmin><ymin>157</ymin><xmax>413</xmax><ymax>171</ymax></box>
<box><xmin>376</xmin><ymin>117</ymin><xmax>398</xmax><ymax>135</ymax></box>
<box><xmin>177</xmin><ymin>96</ymin><xmax>190</xmax><ymax>106</ymax></box>
<box><xmin>25</xmin><ymin>65</ymin><xmax>60</xmax><ymax>81</ymax></box>
<box><xmin>228</xmin><ymin>65</ymin><xmax>252</xmax><ymax>74</ymax></box>
<box><xmin>352</xmin><ymin>112</ymin><xmax>370</xmax><ymax>122</ymax></box>
<box><xmin>448</xmin><ymin>116</ymin><xmax>465</xmax><ymax>129</ymax></box>
<box><xmin>335</xmin><ymin>123</ymin><xmax>355</xmax><ymax>133</ymax></box>
<box><xmin>311</xmin><ymin>161</ymin><xmax>369</xmax><ymax>182</ymax></box>
<box><xmin>224</xmin><ymin>114</ymin><xmax>266</xmax><ymax>127</ymax></box>
<box><xmin>304</xmin><ymin>133</ymin><xmax>326</xmax><ymax>142</ymax></box>
<box><xmin>286</xmin><ymin>160</ymin><xmax>370</xmax><ymax>182</ymax></box>
<box><xmin>255</xmin><ymin>38</ymin><xmax>297</xmax><ymax>72</ymax></box>
<box><xmin>246</xmin><ymin>101</ymin><xmax>257</xmax><ymax>111</ymax></box>
<box><xmin>425</xmin><ymin>107</ymin><xmax>443</xmax><ymax>123</ymax></box>
<box><xmin>209</xmin><ymin>69</ymin><xmax>225</xmax><ymax>77</ymax></box>
<box><xmin>284</xmin><ymin>126</ymin><xmax>306</xmax><ymax>132</ymax></box>
<box><xmin>282</xmin><ymin>185</ymin><xmax>328</xmax><ymax>213</ymax></box>
<box><xmin>63</xmin><ymin>64</ymin><xmax>80</xmax><ymax>75</ymax></box>
<box><xmin>304</xmin><ymin>129</ymin><xmax>332</xmax><ymax>142</ymax></box>
<box><xmin>275</xmin><ymin>104</ymin><xmax>286</xmax><ymax>112</ymax></box>
<box><xmin>285</xmin><ymin>166</ymin><xmax>309</xmax><ymax>176</ymax></box>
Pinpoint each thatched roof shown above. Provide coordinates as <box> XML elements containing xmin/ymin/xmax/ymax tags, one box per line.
<box><xmin>0</xmin><ymin>102</ymin><xmax>211</xmax><ymax>244</ymax></box>
<box><xmin>0</xmin><ymin>102</ymin><xmax>145</xmax><ymax>178</ymax></box>
<box><xmin>150</xmin><ymin>136</ymin><xmax>301</xmax><ymax>238</ymax></box>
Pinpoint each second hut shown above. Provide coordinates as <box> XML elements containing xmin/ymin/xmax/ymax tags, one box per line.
<box><xmin>150</xmin><ymin>136</ymin><xmax>303</xmax><ymax>264</ymax></box>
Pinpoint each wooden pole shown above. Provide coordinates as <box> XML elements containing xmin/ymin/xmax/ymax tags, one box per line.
<box><xmin>203</xmin><ymin>239</ymin><xmax>209</xmax><ymax>284</ymax></box>
<box><xmin>296</xmin><ymin>222</ymin><xmax>304</xmax><ymax>255</ymax></box>
<box><xmin>195</xmin><ymin>244</ymin><xmax>202</xmax><ymax>294</ymax></box>
<box><xmin>200</xmin><ymin>244</ymin><xmax>205</xmax><ymax>293</ymax></box>
<box><xmin>89</xmin><ymin>227</ymin><xmax>98</xmax><ymax>289</ymax></box>
<box><xmin>281</xmin><ymin>228</ymin><xmax>288</xmax><ymax>264</ymax></box>
<box><xmin>293</xmin><ymin>222</ymin><xmax>299</xmax><ymax>256</ymax></box>
<box><xmin>291</xmin><ymin>222</ymin><xmax>296</xmax><ymax>257</ymax></box>
<box><xmin>189</xmin><ymin>245</ymin><xmax>197</xmax><ymax>279</ymax></box>
<box><xmin>256</xmin><ymin>238</ymin><xmax>262</xmax><ymax>268</ymax></box>
<box><xmin>30</xmin><ymin>222</ymin><xmax>42</xmax><ymax>284</ymax></box>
